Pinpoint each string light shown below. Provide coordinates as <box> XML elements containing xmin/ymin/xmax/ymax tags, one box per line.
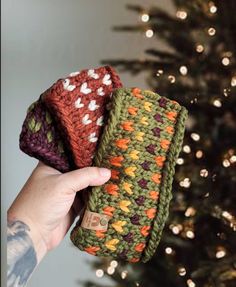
<box><xmin>96</xmin><ymin>269</ymin><xmax>104</xmax><ymax>278</ymax></box>
<box><xmin>186</xmin><ymin>230</ymin><xmax>195</xmax><ymax>239</ymax></box>
<box><xmin>196</xmin><ymin>44</ymin><xmax>204</xmax><ymax>53</ymax></box>
<box><xmin>121</xmin><ymin>270</ymin><xmax>128</xmax><ymax>279</ymax></box>
<box><xmin>223</xmin><ymin>88</ymin><xmax>230</xmax><ymax>97</ymax></box>
<box><xmin>222</xmin><ymin>159</ymin><xmax>230</xmax><ymax>167</ymax></box>
<box><xmin>213</xmin><ymin>99</ymin><xmax>222</xmax><ymax>107</ymax></box>
<box><xmin>165</xmin><ymin>247</ymin><xmax>173</xmax><ymax>254</ymax></box>
<box><xmin>209</xmin><ymin>2</ymin><xmax>217</xmax><ymax>14</ymax></box>
<box><xmin>183</xmin><ymin>145</ymin><xmax>191</xmax><ymax>153</ymax></box>
<box><xmin>110</xmin><ymin>260</ymin><xmax>118</xmax><ymax>268</ymax></box>
<box><xmin>179</xmin><ymin>177</ymin><xmax>191</xmax><ymax>188</ymax></box>
<box><xmin>141</xmin><ymin>13</ymin><xmax>149</xmax><ymax>22</ymax></box>
<box><xmin>156</xmin><ymin>69</ymin><xmax>164</xmax><ymax>76</ymax></box>
<box><xmin>230</xmin><ymin>155</ymin><xmax>236</xmax><ymax>163</ymax></box>
<box><xmin>200</xmin><ymin>168</ymin><xmax>208</xmax><ymax>177</ymax></box>
<box><xmin>176</xmin><ymin>10</ymin><xmax>188</xmax><ymax>20</ymax></box>
<box><xmin>170</xmin><ymin>224</ymin><xmax>183</xmax><ymax>234</ymax></box>
<box><xmin>107</xmin><ymin>266</ymin><xmax>115</xmax><ymax>275</ymax></box>
<box><xmin>168</xmin><ymin>75</ymin><xmax>176</xmax><ymax>83</ymax></box>
<box><xmin>231</xmin><ymin>76</ymin><xmax>236</xmax><ymax>87</ymax></box>
<box><xmin>208</xmin><ymin>27</ymin><xmax>216</xmax><ymax>36</ymax></box>
<box><xmin>146</xmin><ymin>29</ymin><xmax>154</xmax><ymax>38</ymax></box>
<box><xmin>222</xmin><ymin>57</ymin><xmax>230</xmax><ymax>66</ymax></box>
<box><xmin>190</xmin><ymin>98</ymin><xmax>198</xmax><ymax>104</ymax></box>
<box><xmin>196</xmin><ymin>150</ymin><xmax>203</xmax><ymax>158</ymax></box>
<box><xmin>179</xmin><ymin>65</ymin><xmax>188</xmax><ymax>75</ymax></box>
<box><xmin>177</xmin><ymin>158</ymin><xmax>184</xmax><ymax>165</ymax></box>
<box><xmin>185</xmin><ymin>207</ymin><xmax>196</xmax><ymax>217</ymax></box>
<box><xmin>187</xmin><ymin>279</ymin><xmax>196</xmax><ymax>287</ymax></box>
<box><xmin>216</xmin><ymin>246</ymin><xmax>226</xmax><ymax>259</ymax></box>
<box><xmin>191</xmin><ymin>133</ymin><xmax>200</xmax><ymax>141</ymax></box>
<box><xmin>178</xmin><ymin>267</ymin><xmax>187</xmax><ymax>276</ymax></box>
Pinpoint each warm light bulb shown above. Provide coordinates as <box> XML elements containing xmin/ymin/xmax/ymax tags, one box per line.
<box><xmin>183</xmin><ymin>145</ymin><xmax>191</xmax><ymax>153</ymax></box>
<box><xmin>196</xmin><ymin>150</ymin><xmax>203</xmax><ymax>158</ymax></box>
<box><xmin>96</xmin><ymin>269</ymin><xmax>104</xmax><ymax>278</ymax></box>
<box><xmin>107</xmin><ymin>266</ymin><xmax>115</xmax><ymax>275</ymax></box>
<box><xmin>222</xmin><ymin>57</ymin><xmax>230</xmax><ymax>66</ymax></box>
<box><xmin>213</xmin><ymin>99</ymin><xmax>222</xmax><ymax>107</ymax></box>
<box><xmin>165</xmin><ymin>247</ymin><xmax>173</xmax><ymax>254</ymax></box>
<box><xmin>216</xmin><ymin>247</ymin><xmax>226</xmax><ymax>259</ymax></box>
<box><xmin>209</xmin><ymin>2</ymin><xmax>217</xmax><ymax>14</ymax></box>
<box><xmin>200</xmin><ymin>168</ymin><xmax>208</xmax><ymax>177</ymax></box>
<box><xmin>177</xmin><ymin>158</ymin><xmax>184</xmax><ymax>165</ymax></box>
<box><xmin>179</xmin><ymin>65</ymin><xmax>188</xmax><ymax>75</ymax></box>
<box><xmin>231</xmin><ymin>76</ymin><xmax>236</xmax><ymax>87</ymax></box>
<box><xmin>141</xmin><ymin>13</ymin><xmax>150</xmax><ymax>22</ymax></box>
<box><xmin>208</xmin><ymin>27</ymin><xmax>216</xmax><ymax>36</ymax></box>
<box><xmin>179</xmin><ymin>178</ymin><xmax>191</xmax><ymax>188</ymax></box>
<box><xmin>145</xmin><ymin>29</ymin><xmax>154</xmax><ymax>38</ymax></box>
<box><xmin>186</xmin><ymin>230</ymin><xmax>195</xmax><ymax>239</ymax></box>
<box><xmin>196</xmin><ymin>44</ymin><xmax>204</xmax><ymax>53</ymax></box>
<box><xmin>222</xmin><ymin>159</ymin><xmax>230</xmax><ymax>167</ymax></box>
<box><xmin>168</xmin><ymin>75</ymin><xmax>176</xmax><ymax>83</ymax></box>
<box><xmin>230</xmin><ymin>155</ymin><xmax>236</xmax><ymax>163</ymax></box>
<box><xmin>178</xmin><ymin>267</ymin><xmax>187</xmax><ymax>276</ymax></box>
<box><xmin>187</xmin><ymin>279</ymin><xmax>196</xmax><ymax>287</ymax></box>
<box><xmin>110</xmin><ymin>260</ymin><xmax>118</xmax><ymax>268</ymax></box>
<box><xmin>176</xmin><ymin>10</ymin><xmax>188</xmax><ymax>19</ymax></box>
<box><xmin>121</xmin><ymin>270</ymin><xmax>128</xmax><ymax>279</ymax></box>
<box><xmin>191</xmin><ymin>133</ymin><xmax>200</xmax><ymax>141</ymax></box>
<box><xmin>185</xmin><ymin>207</ymin><xmax>196</xmax><ymax>217</ymax></box>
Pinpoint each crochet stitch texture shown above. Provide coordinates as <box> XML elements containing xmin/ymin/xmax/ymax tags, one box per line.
<box><xmin>19</xmin><ymin>66</ymin><xmax>122</xmax><ymax>172</ymax></box>
<box><xmin>70</xmin><ymin>87</ymin><xmax>188</xmax><ymax>263</ymax></box>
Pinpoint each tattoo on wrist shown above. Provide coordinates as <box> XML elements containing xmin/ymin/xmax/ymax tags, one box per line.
<box><xmin>7</xmin><ymin>220</ymin><xmax>37</xmax><ymax>287</ymax></box>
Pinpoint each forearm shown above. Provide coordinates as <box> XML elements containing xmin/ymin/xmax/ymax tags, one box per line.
<box><xmin>7</xmin><ymin>217</ymin><xmax>47</xmax><ymax>287</ymax></box>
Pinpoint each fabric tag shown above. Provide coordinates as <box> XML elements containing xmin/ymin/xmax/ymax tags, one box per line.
<box><xmin>81</xmin><ymin>210</ymin><xmax>111</xmax><ymax>231</ymax></box>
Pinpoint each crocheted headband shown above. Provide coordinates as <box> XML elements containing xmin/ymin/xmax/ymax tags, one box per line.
<box><xmin>19</xmin><ymin>66</ymin><xmax>122</xmax><ymax>172</ymax></box>
<box><xmin>70</xmin><ymin>87</ymin><xmax>188</xmax><ymax>263</ymax></box>
<box><xmin>42</xmin><ymin>66</ymin><xmax>122</xmax><ymax>168</ymax></box>
<box><xmin>19</xmin><ymin>98</ymin><xmax>74</xmax><ymax>172</ymax></box>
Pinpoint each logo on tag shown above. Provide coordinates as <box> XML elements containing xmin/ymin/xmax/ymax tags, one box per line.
<box><xmin>81</xmin><ymin>210</ymin><xmax>111</xmax><ymax>231</ymax></box>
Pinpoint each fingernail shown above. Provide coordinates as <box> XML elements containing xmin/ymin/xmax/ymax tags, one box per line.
<box><xmin>99</xmin><ymin>168</ymin><xmax>111</xmax><ymax>177</ymax></box>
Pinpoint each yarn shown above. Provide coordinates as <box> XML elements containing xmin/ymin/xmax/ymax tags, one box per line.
<box><xmin>70</xmin><ymin>87</ymin><xmax>188</xmax><ymax>263</ymax></box>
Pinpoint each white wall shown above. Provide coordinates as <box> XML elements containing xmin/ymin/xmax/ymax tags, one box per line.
<box><xmin>2</xmin><ymin>1</ymin><xmax>173</xmax><ymax>286</ymax></box>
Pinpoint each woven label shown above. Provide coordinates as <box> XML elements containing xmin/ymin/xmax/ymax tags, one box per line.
<box><xmin>81</xmin><ymin>210</ymin><xmax>111</xmax><ymax>231</ymax></box>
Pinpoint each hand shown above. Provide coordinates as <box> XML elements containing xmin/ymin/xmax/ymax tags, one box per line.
<box><xmin>7</xmin><ymin>161</ymin><xmax>111</xmax><ymax>262</ymax></box>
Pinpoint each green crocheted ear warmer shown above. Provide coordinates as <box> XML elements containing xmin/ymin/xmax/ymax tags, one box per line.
<box><xmin>70</xmin><ymin>87</ymin><xmax>188</xmax><ymax>263</ymax></box>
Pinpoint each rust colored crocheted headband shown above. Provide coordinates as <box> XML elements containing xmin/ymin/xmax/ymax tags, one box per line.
<box><xmin>19</xmin><ymin>66</ymin><xmax>122</xmax><ymax>172</ymax></box>
<box><xmin>70</xmin><ymin>87</ymin><xmax>188</xmax><ymax>263</ymax></box>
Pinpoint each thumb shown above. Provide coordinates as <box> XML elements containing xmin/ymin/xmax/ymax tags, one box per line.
<box><xmin>59</xmin><ymin>166</ymin><xmax>111</xmax><ymax>192</ymax></box>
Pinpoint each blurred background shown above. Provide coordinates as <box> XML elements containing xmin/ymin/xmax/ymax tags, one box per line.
<box><xmin>2</xmin><ymin>0</ymin><xmax>236</xmax><ymax>287</ymax></box>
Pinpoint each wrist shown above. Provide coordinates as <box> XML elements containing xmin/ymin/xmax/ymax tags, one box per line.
<box><xmin>7</xmin><ymin>210</ymin><xmax>48</xmax><ymax>263</ymax></box>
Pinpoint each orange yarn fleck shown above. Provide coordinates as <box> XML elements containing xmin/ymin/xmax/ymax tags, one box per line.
<box><xmin>145</xmin><ymin>208</ymin><xmax>157</xmax><ymax>219</ymax></box>
<box><xmin>161</xmin><ymin>139</ymin><xmax>170</xmax><ymax>150</ymax></box>
<box><xmin>128</xmin><ymin>106</ymin><xmax>138</xmax><ymax>115</ymax></box>
<box><xmin>109</xmin><ymin>156</ymin><xmax>124</xmax><ymax>167</ymax></box>
<box><xmin>84</xmin><ymin>246</ymin><xmax>100</xmax><ymax>255</ymax></box>
<box><xmin>111</xmin><ymin>169</ymin><xmax>120</xmax><ymax>180</ymax></box>
<box><xmin>132</xmin><ymin>87</ymin><xmax>144</xmax><ymax>99</ymax></box>
<box><xmin>155</xmin><ymin>156</ymin><xmax>166</xmax><ymax>167</ymax></box>
<box><xmin>105</xmin><ymin>184</ymin><xmax>119</xmax><ymax>196</ymax></box>
<box><xmin>140</xmin><ymin>226</ymin><xmax>151</xmax><ymax>237</ymax></box>
<box><xmin>135</xmin><ymin>243</ymin><xmax>146</xmax><ymax>252</ymax></box>
<box><xmin>121</xmin><ymin>121</ymin><xmax>134</xmax><ymax>131</ymax></box>
<box><xmin>149</xmin><ymin>191</ymin><xmax>159</xmax><ymax>200</ymax></box>
<box><xmin>151</xmin><ymin>173</ymin><xmax>162</xmax><ymax>184</ymax></box>
<box><xmin>166</xmin><ymin>111</ymin><xmax>177</xmax><ymax>121</ymax></box>
<box><xmin>115</xmin><ymin>138</ymin><xmax>130</xmax><ymax>149</ymax></box>
<box><xmin>166</xmin><ymin>126</ymin><xmax>174</xmax><ymax>134</ymax></box>
<box><xmin>95</xmin><ymin>230</ymin><xmax>106</xmax><ymax>238</ymax></box>
<box><xmin>103</xmin><ymin>206</ymin><xmax>115</xmax><ymax>217</ymax></box>
<box><xmin>129</xmin><ymin>257</ymin><xmax>140</xmax><ymax>263</ymax></box>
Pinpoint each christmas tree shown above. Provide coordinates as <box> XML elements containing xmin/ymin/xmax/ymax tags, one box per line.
<box><xmin>83</xmin><ymin>1</ymin><xmax>236</xmax><ymax>286</ymax></box>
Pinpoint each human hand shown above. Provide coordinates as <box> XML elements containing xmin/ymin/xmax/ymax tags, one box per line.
<box><xmin>7</xmin><ymin>161</ymin><xmax>111</xmax><ymax>262</ymax></box>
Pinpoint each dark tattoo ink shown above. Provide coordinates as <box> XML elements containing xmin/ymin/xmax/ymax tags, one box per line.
<box><xmin>7</xmin><ymin>220</ymin><xmax>37</xmax><ymax>287</ymax></box>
